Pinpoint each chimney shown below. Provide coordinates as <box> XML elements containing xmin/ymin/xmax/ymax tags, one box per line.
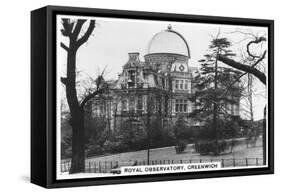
<box><xmin>128</xmin><ymin>52</ymin><xmax>140</xmax><ymax>62</ymax></box>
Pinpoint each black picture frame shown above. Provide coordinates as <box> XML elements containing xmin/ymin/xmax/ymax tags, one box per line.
<box><xmin>31</xmin><ymin>5</ymin><xmax>274</xmax><ymax>188</ymax></box>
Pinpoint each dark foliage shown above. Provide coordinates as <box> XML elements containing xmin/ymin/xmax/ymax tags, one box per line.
<box><xmin>174</xmin><ymin>116</ymin><xmax>193</xmax><ymax>141</ymax></box>
<box><xmin>175</xmin><ymin>140</ymin><xmax>187</xmax><ymax>154</ymax></box>
<box><xmin>189</xmin><ymin>37</ymin><xmax>243</xmax><ymax>155</ymax></box>
<box><xmin>195</xmin><ymin>140</ymin><xmax>229</xmax><ymax>155</ymax></box>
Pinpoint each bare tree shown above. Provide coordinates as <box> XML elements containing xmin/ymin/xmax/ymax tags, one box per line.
<box><xmin>218</xmin><ymin>33</ymin><xmax>267</xmax><ymax>85</ymax></box>
<box><xmin>60</xmin><ymin>18</ymin><xmax>107</xmax><ymax>173</ymax></box>
<box><xmin>218</xmin><ymin>30</ymin><xmax>267</xmax><ymax>164</ymax></box>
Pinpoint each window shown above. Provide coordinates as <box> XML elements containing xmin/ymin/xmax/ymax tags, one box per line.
<box><xmin>162</xmin><ymin>78</ymin><xmax>165</xmax><ymax>89</ymax></box>
<box><xmin>175</xmin><ymin>99</ymin><xmax>189</xmax><ymax>113</ymax></box>
<box><xmin>175</xmin><ymin>80</ymin><xmax>189</xmax><ymax>90</ymax></box>
<box><xmin>175</xmin><ymin>80</ymin><xmax>179</xmax><ymax>89</ymax></box>
<box><xmin>121</xmin><ymin>100</ymin><xmax>127</xmax><ymax>111</ymax></box>
<box><xmin>179</xmin><ymin>99</ymin><xmax>183</xmax><ymax>112</ymax></box>
<box><xmin>137</xmin><ymin>96</ymin><xmax>143</xmax><ymax>110</ymax></box>
<box><xmin>180</xmin><ymin>80</ymin><xmax>183</xmax><ymax>90</ymax></box>
<box><xmin>128</xmin><ymin>70</ymin><xmax>136</xmax><ymax>87</ymax></box>
<box><xmin>175</xmin><ymin>99</ymin><xmax>179</xmax><ymax>112</ymax></box>
<box><xmin>188</xmin><ymin>81</ymin><xmax>192</xmax><ymax>93</ymax></box>
<box><xmin>129</xmin><ymin>98</ymin><xmax>135</xmax><ymax>111</ymax></box>
<box><xmin>184</xmin><ymin>80</ymin><xmax>188</xmax><ymax>90</ymax></box>
<box><xmin>183</xmin><ymin>100</ymin><xmax>187</xmax><ymax>112</ymax></box>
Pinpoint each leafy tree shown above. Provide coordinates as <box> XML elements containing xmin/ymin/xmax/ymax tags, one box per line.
<box><xmin>84</xmin><ymin>104</ymin><xmax>108</xmax><ymax>157</ymax></box>
<box><xmin>174</xmin><ymin>116</ymin><xmax>187</xmax><ymax>140</ymax></box>
<box><xmin>191</xmin><ymin>37</ymin><xmax>243</xmax><ymax>154</ymax></box>
<box><xmin>149</xmin><ymin>118</ymin><xmax>163</xmax><ymax>148</ymax></box>
<box><xmin>173</xmin><ymin>116</ymin><xmax>189</xmax><ymax>154</ymax></box>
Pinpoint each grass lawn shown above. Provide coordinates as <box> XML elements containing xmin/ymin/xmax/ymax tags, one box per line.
<box><xmin>84</xmin><ymin>137</ymin><xmax>263</xmax><ymax>168</ymax></box>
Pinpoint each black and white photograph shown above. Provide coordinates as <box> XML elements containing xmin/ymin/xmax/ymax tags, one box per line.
<box><xmin>56</xmin><ymin>14</ymin><xmax>270</xmax><ymax>180</ymax></box>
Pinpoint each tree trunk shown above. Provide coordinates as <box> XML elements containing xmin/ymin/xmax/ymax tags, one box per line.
<box><xmin>248</xmin><ymin>74</ymin><xmax>254</xmax><ymax>122</ymax></box>
<box><xmin>213</xmin><ymin>50</ymin><xmax>219</xmax><ymax>152</ymax></box>
<box><xmin>69</xmin><ymin>109</ymin><xmax>85</xmax><ymax>173</ymax></box>
<box><xmin>65</xmin><ymin>50</ymin><xmax>86</xmax><ymax>173</ymax></box>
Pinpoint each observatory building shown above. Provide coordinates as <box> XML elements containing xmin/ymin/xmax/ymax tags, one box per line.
<box><xmin>89</xmin><ymin>25</ymin><xmax>239</xmax><ymax>132</ymax></box>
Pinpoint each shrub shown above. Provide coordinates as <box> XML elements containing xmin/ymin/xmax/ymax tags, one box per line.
<box><xmin>86</xmin><ymin>144</ymin><xmax>103</xmax><ymax>157</ymax></box>
<box><xmin>195</xmin><ymin>140</ymin><xmax>229</xmax><ymax>155</ymax></box>
<box><xmin>61</xmin><ymin>141</ymin><xmax>72</xmax><ymax>159</ymax></box>
<box><xmin>102</xmin><ymin>137</ymin><xmax>130</xmax><ymax>154</ymax></box>
<box><xmin>175</xmin><ymin>141</ymin><xmax>187</xmax><ymax>154</ymax></box>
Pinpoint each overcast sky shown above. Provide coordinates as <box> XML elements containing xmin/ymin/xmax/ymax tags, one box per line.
<box><xmin>57</xmin><ymin>15</ymin><xmax>268</xmax><ymax>120</ymax></box>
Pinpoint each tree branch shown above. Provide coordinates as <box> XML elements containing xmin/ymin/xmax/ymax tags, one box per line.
<box><xmin>80</xmin><ymin>88</ymin><xmax>104</xmax><ymax>108</ymax></box>
<box><xmin>72</xmin><ymin>19</ymin><xmax>87</xmax><ymax>41</ymax></box>
<box><xmin>61</xmin><ymin>18</ymin><xmax>74</xmax><ymax>37</ymax></box>
<box><xmin>60</xmin><ymin>42</ymin><xmax>69</xmax><ymax>52</ymax></box>
<box><xmin>226</xmin><ymin>51</ymin><xmax>267</xmax><ymax>88</ymax></box>
<box><xmin>77</xmin><ymin>20</ymin><xmax>96</xmax><ymax>47</ymax></box>
<box><xmin>218</xmin><ymin>55</ymin><xmax>266</xmax><ymax>85</ymax></box>
<box><xmin>253</xmin><ymin>50</ymin><xmax>267</xmax><ymax>66</ymax></box>
<box><xmin>61</xmin><ymin>77</ymin><xmax>68</xmax><ymax>85</ymax></box>
<box><xmin>246</xmin><ymin>36</ymin><xmax>266</xmax><ymax>59</ymax></box>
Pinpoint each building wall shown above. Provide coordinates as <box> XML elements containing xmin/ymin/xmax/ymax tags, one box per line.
<box><xmin>89</xmin><ymin>52</ymin><xmax>240</xmax><ymax>133</ymax></box>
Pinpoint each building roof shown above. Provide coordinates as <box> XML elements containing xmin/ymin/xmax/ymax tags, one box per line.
<box><xmin>146</xmin><ymin>25</ymin><xmax>191</xmax><ymax>58</ymax></box>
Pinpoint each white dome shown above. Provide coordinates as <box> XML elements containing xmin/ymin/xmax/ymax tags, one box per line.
<box><xmin>146</xmin><ymin>25</ymin><xmax>190</xmax><ymax>57</ymax></box>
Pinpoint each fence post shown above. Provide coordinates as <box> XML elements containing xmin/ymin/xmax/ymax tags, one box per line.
<box><xmin>89</xmin><ymin>162</ymin><xmax>91</xmax><ymax>173</ymax></box>
<box><xmin>200</xmin><ymin>159</ymin><xmax>202</xmax><ymax>163</ymax></box>
<box><xmin>190</xmin><ymin>159</ymin><xmax>192</xmax><ymax>164</ymax></box>
<box><xmin>99</xmin><ymin>161</ymin><xmax>101</xmax><ymax>173</ymax></box>
<box><xmin>233</xmin><ymin>158</ymin><xmax>236</xmax><ymax>167</ymax></box>
<box><xmin>221</xmin><ymin>159</ymin><xmax>224</xmax><ymax>168</ymax></box>
<box><xmin>246</xmin><ymin>158</ymin><xmax>248</xmax><ymax>166</ymax></box>
<box><xmin>94</xmin><ymin>162</ymin><xmax>96</xmax><ymax>173</ymax></box>
<box><xmin>111</xmin><ymin>161</ymin><xmax>113</xmax><ymax>169</ymax></box>
<box><xmin>105</xmin><ymin>161</ymin><xmax>107</xmax><ymax>173</ymax></box>
<box><xmin>256</xmin><ymin>158</ymin><xmax>259</xmax><ymax>166</ymax></box>
<box><xmin>180</xmin><ymin>160</ymin><xmax>183</xmax><ymax>164</ymax></box>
